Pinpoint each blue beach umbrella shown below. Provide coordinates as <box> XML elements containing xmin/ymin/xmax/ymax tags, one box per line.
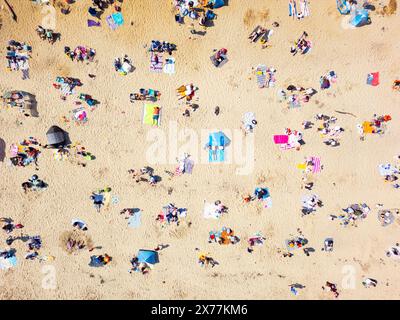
<box><xmin>137</xmin><ymin>250</ymin><xmax>159</xmax><ymax>265</ymax></box>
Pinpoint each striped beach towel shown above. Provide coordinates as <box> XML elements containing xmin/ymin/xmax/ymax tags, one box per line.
<box><xmin>150</xmin><ymin>53</ymin><xmax>163</xmax><ymax>73</ymax></box>
<box><xmin>311</xmin><ymin>156</ymin><xmax>321</xmax><ymax>173</ymax></box>
<box><xmin>256</xmin><ymin>64</ymin><xmax>267</xmax><ymax>88</ymax></box>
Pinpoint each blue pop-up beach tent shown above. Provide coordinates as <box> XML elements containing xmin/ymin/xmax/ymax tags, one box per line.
<box><xmin>137</xmin><ymin>250</ymin><xmax>159</xmax><ymax>265</ymax></box>
<box><xmin>350</xmin><ymin>9</ymin><xmax>370</xmax><ymax>27</ymax></box>
<box><xmin>208</xmin><ymin>131</ymin><xmax>231</xmax><ymax>163</ymax></box>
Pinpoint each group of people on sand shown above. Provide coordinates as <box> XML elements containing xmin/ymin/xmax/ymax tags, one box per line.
<box><xmin>6</xmin><ymin>40</ymin><xmax>31</xmax><ymax>80</ymax></box>
<box><xmin>290</xmin><ymin>31</ymin><xmax>312</xmax><ymax>55</ymax></box>
<box><xmin>128</xmin><ymin>166</ymin><xmax>158</xmax><ymax>186</ymax></box>
<box><xmin>64</xmin><ymin>46</ymin><xmax>96</xmax><ymax>62</ymax></box>
<box><xmin>208</xmin><ymin>227</ymin><xmax>240</xmax><ymax>245</ymax></box>
<box><xmin>36</xmin><ymin>26</ymin><xmax>60</xmax><ymax>44</ymax></box>
<box><xmin>278</xmin><ymin>85</ymin><xmax>317</xmax><ymax>108</ymax></box>
<box><xmin>1</xmin><ymin>218</ymin><xmax>43</xmax><ymax>261</ymax></box>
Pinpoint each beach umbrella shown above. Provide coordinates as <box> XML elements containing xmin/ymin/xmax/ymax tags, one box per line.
<box><xmin>46</xmin><ymin>125</ymin><xmax>66</xmax><ymax>147</ymax></box>
<box><xmin>137</xmin><ymin>250</ymin><xmax>159</xmax><ymax>265</ymax></box>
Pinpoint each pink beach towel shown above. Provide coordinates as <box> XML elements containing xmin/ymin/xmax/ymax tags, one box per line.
<box><xmin>150</xmin><ymin>53</ymin><xmax>163</xmax><ymax>73</ymax></box>
<box><xmin>311</xmin><ymin>156</ymin><xmax>321</xmax><ymax>173</ymax></box>
<box><xmin>273</xmin><ymin>135</ymin><xmax>289</xmax><ymax>144</ymax></box>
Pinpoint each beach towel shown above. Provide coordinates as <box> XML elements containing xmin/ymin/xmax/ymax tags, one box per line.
<box><xmin>367</xmin><ymin>72</ymin><xmax>379</xmax><ymax>86</ymax></box>
<box><xmin>208</xmin><ymin>132</ymin><xmax>230</xmax><ymax>163</ymax></box>
<box><xmin>203</xmin><ymin>202</ymin><xmax>220</xmax><ymax>219</ymax></box>
<box><xmin>87</xmin><ymin>19</ymin><xmax>101</xmax><ymax>27</ymax></box>
<box><xmin>150</xmin><ymin>53</ymin><xmax>163</xmax><ymax>73</ymax></box>
<box><xmin>297</xmin><ymin>163</ymin><xmax>307</xmax><ymax>170</ymax></box>
<box><xmin>106</xmin><ymin>12</ymin><xmax>124</xmax><ymax>30</ymax></box>
<box><xmin>128</xmin><ymin>210</ymin><xmax>141</xmax><ymax>228</ymax></box>
<box><xmin>208</xmin><ymin>146</ymin><xmax>224</xmax><ymax>163</ymax></box>
<box><xmin>311</xmin><ymin>156</ymin><xmax>321</xmax><ymax>173</ymax></box>
<box><xmin>143</xmin><ymin>104</ymin><xmax>161</xmax><ymax>126</ymax></box>
<box><xmin>184</xmin><ymin>158</ymin><xmax>194</xmax><ymax>174</ymax></box>
<box><xmin>163</xmin><ymin>57</ymin><xmax>175</xmax><ymax>75</ymax></box>
<box><xmin>89</xmin><ymin>256</ymin><xmax>104</xmax><ymax>267</ymax></box>
<box><xmin>263</xmin><ymin>197</ymin><xmax>272</xmax><ymax>208</ymax></box>
<box><xmin>362</xmin><ymin>121</ymin><xmax>374</xmax><ymax>134</ymax></box>
<box><xmin>256</xmin><ymin>65</ymin><xmax>267</xmax><ymax>88</ymax></box>
<box><xmin>273</xmin><ymin>135</ymin><xmax>289</xmax><ymax>144</ymax></box>
<box><xmin>302</xmin><ymin>0</ymin><xmax>310</xmax><ymax>17</ymax></box>
<box><xmin>0</xmin><ymin>255</ymin><xmax>17</xmax><ymax>270</ymax></box>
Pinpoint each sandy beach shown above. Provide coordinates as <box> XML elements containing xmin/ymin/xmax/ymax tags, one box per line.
<box><xmin>0</xmin><ymin>0</ymin><xmax>400</xmax><ymax>299</ymax></box>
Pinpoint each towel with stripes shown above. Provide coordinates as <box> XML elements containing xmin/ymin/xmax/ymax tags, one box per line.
<box><xmin>150</xmin><ymin>52</ymin><xmax>163</xmax><ymax>73</ymax></box>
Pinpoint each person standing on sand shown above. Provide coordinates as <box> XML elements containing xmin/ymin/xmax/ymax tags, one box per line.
<box><xmin>152</xmin><ymin>106</ymin><xmax>160</xmax><ymax>126</ymax></box>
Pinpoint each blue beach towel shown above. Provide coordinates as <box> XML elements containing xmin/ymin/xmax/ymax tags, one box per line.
<box><xmin>128</xmin><ymin>210</ymin><xmax>141</xmax><ymax>228</ymax></box>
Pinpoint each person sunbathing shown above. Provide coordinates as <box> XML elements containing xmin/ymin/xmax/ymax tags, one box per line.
<box><xmin>249</xmin><ymin>27</ymin><xmax>266</xmax><ymax>42</ymax></box>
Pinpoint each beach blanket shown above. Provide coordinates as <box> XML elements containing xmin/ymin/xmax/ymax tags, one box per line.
<box><xmin>273</xmin><ymin>135</ymin><xmax>289</xmax><ymax>144</ymax></box>
<box><xmin>163</xmin><ymin>57</ymin><xmax>175</xmax><ymax>75</ymax></box>
<box><xmin>143</xmin><ymin>104</ymin><xmax>161</xmax><ymax>126</ymax></box>
<box><xmin>256</xmin><ymin>65</ymin><xmax>267</xmax><ymax>88</ymax></box>
<box><xmin>106</xmin><ymin>12</ymin><xmax>124</xmax><ymax>30</ymax></box>
<box><xmin>150</xmin><ymin>53</ymin><xmax>163</xmax><ymax>73</ymax></box>
<box><xmin>128</xmin><ymin>210</ymin><xmax>141</xmax><ymax>228</ymax></box>
<box><xmin>0</xmin><ymin>255</ymin><xmax>17</xmax><ymax>270</ymax></box>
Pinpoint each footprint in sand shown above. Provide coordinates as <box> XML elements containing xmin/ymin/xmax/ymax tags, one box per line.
<box><xmin>243</xmin><ymin>9</ymin><xmax>256</xmax><ymax>27</ymax></box>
